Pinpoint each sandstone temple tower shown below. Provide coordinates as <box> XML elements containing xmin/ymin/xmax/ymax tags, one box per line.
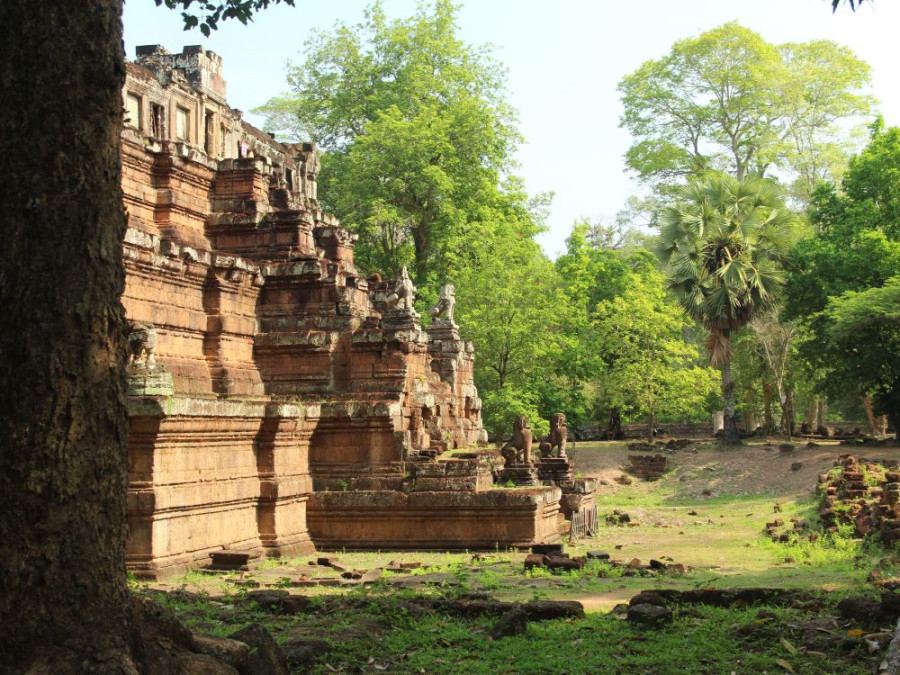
<box><xmin>121</xmin><ymin>46</ymin><xmax>563</xmax><ymax>577</ymax></box>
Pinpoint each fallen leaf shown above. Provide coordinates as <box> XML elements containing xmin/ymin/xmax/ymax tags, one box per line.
<box><xmin>847</xmin><ymin>628</ymin><xmax>865</xmax><ymax>638</ymax></box>
<box><xmin>780</xmin><ymin>637</ymin><xmax>797</xmax><ymax>654</ymax></box>
<box><xmin>368</xmin><ymin>657</ymin><xmax>375</xmax><ymax>665</ymax></box>
<box><xmin>374</xmin><ymin>665</ymin><xmax>388</xmax><ymax>671</ymax></box>
<box><xmin>775</xmin><ymin>658</ymin><xmax>794</xmax><ymax>672</ymax></box>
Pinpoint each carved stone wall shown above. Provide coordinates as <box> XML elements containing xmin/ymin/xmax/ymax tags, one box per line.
<box><xmin>120</xmin><ymin>45</ymin><xmax>559</xmax><ymax>576</ymax></box>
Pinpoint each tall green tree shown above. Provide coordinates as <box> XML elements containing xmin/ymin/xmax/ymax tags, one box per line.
<box><xmin>746</xmin><ymin>309</ymin><xmax>799</xmax><ymax>435</ymax></box>
<box><xmin>255</xmin><ymin>0</ymin><xmax>526</xmax><ymax>289</ymax></box>
<box><xmin>618</xmin><ymin>22</ymin><xmax>872</xmax><ymax>203</ymax></box>
<box><xmin>549</xmin><ymin>221</ymin><xmax>633</xmax><ymax>428</ymax></box>
<box><xmin>452</xmin><ymin>188</ymin><xmax>558</xmax><ymax>438</ymax></box>
<box><xmin>593</xmin><ymin>266</ymin><xmax>719</xmax><ymax>444</ymax></box>
<box><xmin>456</xmin><ymin>239</ymin><xmax>559</xmax><ymax>439</ymax></box>
<box><xmin>656</xmin><ymin>173</ymin><xmax>801</xmax><ymax>443</ymax></box>
<box><xmin>823</xmin><ymin>277</ymin><xmax>900</xmax><ymax>431</ymax></box>
<box><xmin>784</xmin><ymin>120</ymin><xmax>900</xmax><ymax>430</ymax></box>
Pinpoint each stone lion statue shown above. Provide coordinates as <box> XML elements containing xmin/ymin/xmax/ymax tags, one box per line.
<box><xmin>385</xmin><ymin>266</ymin><xmax>416</xmax><ymax>312</ymax></box>
<box><xmin>127</xmin><ymin>321</ymin><xmax>157</xmax><ymax>369</ymax></box>
<box><xmin>540</xmin><ymin>413</ymin><xmax>568</xmax><ymax>459</ymax></box>
<box><xmin>500</xmin><ymin>415</ymin><xmax>533</xmax><ymax>466</ymax></box>
<box><xmin>428</xmin><ymin>284</ymin><xmax>456</xmax><ymax>325</ymax></box>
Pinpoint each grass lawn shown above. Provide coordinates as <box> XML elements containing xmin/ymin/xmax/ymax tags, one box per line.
<box><xmin>136</xmin><ymin>440</ymin><xmax>900</xmax><ymax>673</ymax></box>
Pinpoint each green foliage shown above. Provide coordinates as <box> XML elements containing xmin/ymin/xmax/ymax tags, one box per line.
<box><xmin>618</xmin><ymin>22</ymin><xmax>873</xmax><ymax>204</ymax></box>
<box><xmin>657</xmin><ymin>174</ymin><xmax>801</xmax><ymax>347</ymax></box>
<box><xmin>824</xmin><ymin>278</ymin><xmax>900</xmax><ymax>428</ymax></box>
<box><xmin>155</xmin><ymin>0</ymin><xmax>294</xmax><ymax>37</ymax></box>
<box><xmin>547</xmin><ymin>221</ymin><xmax>635</xmax><ymax>428</ymax></box>
<box><xmin>656</xmin><ymin>173</ymin><xmax>802</xmax><ymax>441</ymax></box>
<box><xmin>784</xmin><ymin>122</ymin><xmax>900</xmax><ymax>428</ymax></box>
<box><xmin>453</xmin><ymin>221</ymin><xmax>558</xmax><ymax>439</ymax></box>
<box><xmin>592</xmin><ymin>264</ymin><xmax>719</xmax><ymax>432</ymax></box>
<box><xmin>254</xmin><ymin>0</ymin><xmax>533</xmax><ymax>289</ymax></box>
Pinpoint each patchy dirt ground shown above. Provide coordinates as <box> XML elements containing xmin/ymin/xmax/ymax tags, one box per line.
<box><xmin>572</xmin><ymin>438</ymin><xmax>900</xmax><ymax>501</ymax></box>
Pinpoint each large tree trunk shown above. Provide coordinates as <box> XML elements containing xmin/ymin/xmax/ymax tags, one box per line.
<box><xmin>721</xmin><ymin>356</ymin><xmax>741</xmax><ymax>444</ymax></box>
<box><xmin>605</xmin><ymin>408</ymin><xmax>622</xmax><ymax>440</ymax></box>
<box><xmin>780</xmin><ymin>386</ymin><xmax>795</xmax><ymax>438</ymax></box>
<box><xmin>0</xmin><ymin>1</ymin><xmax>133</xmax><ymax>669</ymax></box>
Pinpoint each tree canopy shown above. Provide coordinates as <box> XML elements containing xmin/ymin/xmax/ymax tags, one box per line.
<box><xmin>656</xmin><ymin>173</ymin><xmax>801</xmax><ymax>442</ymax></box>
<box><xmin>155</xmin><ymin>0</ymin><xmax>296</xmax><ymax>36</ymax></box>
<box><xmin>255</xmin><ymin>0</ymin><xmax>532</xmax><ymax>289</ymax></box>
<box><xmin>592</xmin><ymin>264</ymin><xmax>719</xmax><ymax>443</ymax></box>
<box><xmin>784</xmin><ymin>120</ymin><xmax>900</xmax><ymax>429</ymax></box>
<box><xmin>618</xmin><ymin>22</ymin><xmax>873</xmax><ymax>204</ymax></box>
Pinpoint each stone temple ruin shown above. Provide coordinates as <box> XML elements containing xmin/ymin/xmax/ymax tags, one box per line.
<box><xmin>121</xmin><ymin>46</ymin><xmax>595</xmax><ymax>577</ymax></box>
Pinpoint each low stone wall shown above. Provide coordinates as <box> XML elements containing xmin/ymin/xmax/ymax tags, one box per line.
<box><xmin>405</xmin><ymin>456</ymin><xmax>494</xmax><ymax>492</ymax></box>
<box><xmin>307</xmin><ymin>487</ymin><xmax>563</xmax><ymax>550</ymax></box>
<box><xmin>127</xmin><ymin>396</ymin><xmax>317</xmax><ymax>578</ymax></box>
<box><xmin>576</xmin><ymin>423</ymin><xmax>713</xmax><ymax>440</ymax></box>
<box><xmin>628</xmin><ymin>455</ymin><xmax>668</xmax><ymax>481</ymax></box>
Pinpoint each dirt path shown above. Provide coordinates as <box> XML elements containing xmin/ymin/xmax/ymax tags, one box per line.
<box><xmin>571</xmin><ymin>439</ymin><xmax>900</xmax><ymax>500</ymax></box>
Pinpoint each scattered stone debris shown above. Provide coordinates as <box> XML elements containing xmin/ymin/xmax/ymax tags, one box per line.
<box><xmin>815</xmin><ymin>455</ymin><xmax>900</xmax><ymax>543</ymax></box>
<box><xmin>490</xmin><ymin>607</ymin><xmax>528</xmax><ymax>639</ymax></box>
<box><xmin>205</xmin><ymin>549</ymin><xmax>258</xmax><ymax>572</ymax></box>
<box><xmin>627</xmin><ymin>603</ymin><xmax>673</xmax><ymax>626</ymax></box>
<box><xmin>386</xmin><ymin>560</ymin><xmax>423</xmax><ymax>572</ymax></box>
<box><xmin>628</xmin><ymin>588</ymin><xmax>819</xmax><ymax>608</ymax></box>
<box><xmin>764</xmin><ymin>515</ymin><xmax>810</xmax><ymax>544</ymax></box>
<box><xmin>605</xmin><ymin>509</ymin><xmax>631</xmax><ymax>525</ymax></box>
<box><xmin>525</xmin><ymin>544</ymin><xmax>688</xmax><ymax>577</ymax></box>
<box><xmin>403</xmin><ymin>596</ymin><xmax>584</xmax><ymax>621</ymax></box>
<box><xmin>586</xmin><ymin>550</ymin><xmax>610</xmax><ymax>560</ymax></box>
<box><xmin>281</xmin><ymin>638</ymin><xmax>330</xmax><ymax>671</ymax></box>
<box><xmin>628</xmin><ymin>454</ymin><xmax>668</xmax><ymax>481</ymax></box>
<box><xmin>192</xmin><ymin>633</ymin><xmax>251</xmax><ymax>671</ymax></box>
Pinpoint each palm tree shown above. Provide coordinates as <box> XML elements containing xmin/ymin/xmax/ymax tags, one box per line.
<box><xmin>656</xmin><ymin>173</ymin><xmax>800</xmax><ymax>444</ymax></box>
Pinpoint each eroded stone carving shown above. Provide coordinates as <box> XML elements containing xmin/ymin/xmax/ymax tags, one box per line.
<box><xmin>128</xmin><ymin>321</ymin><xmax>158</xmax><ymax>369</ymax></box>
<box><xmin>385</xmin><ymin>266</ymin><xmax>417</xmax><ymax>314</ymax></box>
<box><xmin>296</xmin><ymin>143</ymin><xmax>320</xmax><ymax>202</ymax></box>
<box><xmin>501</xmin><ymin>415</ymin><xmax>533</xmax><ymax>466</ymax></box>
<box><xmin>540</xmin><ymin>413</ymin><xmax>568</xmax><ymax>459</ymax></box>
<box><xmin>428</xmin><ymin>283</ymin><xmax>456</xmax><ymax>326</ymax></box>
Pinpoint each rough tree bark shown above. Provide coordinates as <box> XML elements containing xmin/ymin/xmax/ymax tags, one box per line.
<box><xmin>780</xmin><ymin>386</ymin><xmax>795</xmax><ymax>438</ymax></box>
<box><xmin>0</xmin><ymin>1</ymin><xmax>134</xmax><ymax>670</ymax></box>
<box><xmin>720</xmin><ymin>349</ymin><xmax>741</xmax><ymax>445</ymax></box>
<box><xmin>605</xmin><ymin>408</ymin><xmax>622</xmax><ymax>440</ymax></box>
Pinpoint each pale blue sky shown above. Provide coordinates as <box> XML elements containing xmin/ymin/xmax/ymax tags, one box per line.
<box><xmin>123</xmin><ymin>0</ymin><xmax>900</xmax><ymax>257</ymax></box>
